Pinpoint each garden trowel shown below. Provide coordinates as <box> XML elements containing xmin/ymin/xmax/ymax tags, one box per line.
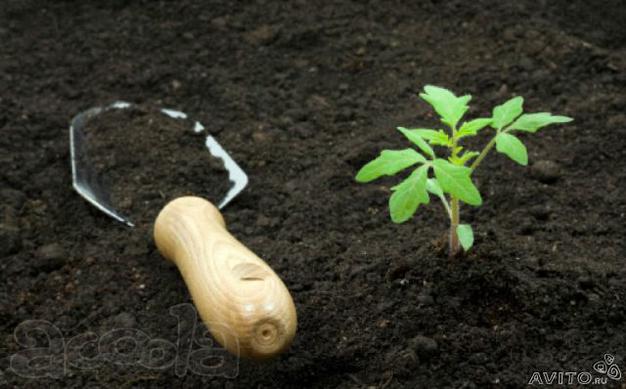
<box><xmin>69</xmin><ymin>102</ymin><xmax>297</xmax><ymax>360</ymax></box>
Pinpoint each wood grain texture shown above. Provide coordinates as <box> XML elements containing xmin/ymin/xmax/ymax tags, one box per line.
<box><xmin>154</xmin><ymin>196</ymin><xmax>297</xmax><ymax>360</ymax></box>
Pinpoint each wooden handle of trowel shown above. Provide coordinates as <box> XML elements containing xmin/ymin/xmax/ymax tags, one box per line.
<box><xmin>154</xmin><ymin>196</ymin><xmax>297</xmax><ymax>360</ymax></box>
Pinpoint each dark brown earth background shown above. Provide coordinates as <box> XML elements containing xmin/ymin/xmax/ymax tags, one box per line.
<box><xmin>1</xmin><ymin>0</ymin><xmax>625</xmax><ymax>388</ymax></box>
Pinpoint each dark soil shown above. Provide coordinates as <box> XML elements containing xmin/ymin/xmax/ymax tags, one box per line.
<box><xmin>79</xmin><ymin>105</ymin><xmax>230</xmax><ymax>227</ymax></box>
<box><xmin>1</xmin><ymin>1</ymin><xmax>625</xmax><ymax>388</ymax></box>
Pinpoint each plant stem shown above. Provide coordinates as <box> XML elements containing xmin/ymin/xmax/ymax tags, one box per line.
<box><xmin>470</xmin><ymin>135</ymin><xmax>497</xmax><ymax>171</ymax></box>
<box><xmin>449</xmin><ymin>195</ymin><xmax>460</xmax><ymax>258</ymax></box>
<box><xmin>449</xmin><ymin>124</ymin><xmax>461</xmax><ymax>258</ymax></box>
<box><xmin>439</xmin><ymin>195</ymin><xmax>452</xmax><ymax>220</ymax></box>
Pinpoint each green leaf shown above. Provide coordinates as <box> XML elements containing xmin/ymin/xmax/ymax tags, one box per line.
<box><xmin>456</xmin><ymin>224</ymin><xmax>474</xmax><ymax>251</ymax></box>
<box><xmin>419</xmin><ymin>85</ymin><xmax>471</xmax><ymax>128</ymax></box>
<box><xmin>492</xmin><ymin>96</ymin><xmax>524</xmax><ymax>130</ymax></box>
<box><xmin>457</xmin><ymin>118</ymin><xmax>492</xmax><ymax>138</ymax></box>
<box><xmin>509</xmin><ymin>112</ymin><xmax>573</xmax><ymax>133</ymax></box>
<box><xmin>356</xmin><ymin>149</ymin><xmax>426</xmax><ymax>183</ymax></box>
<box><xmin>426</xmin><ymin>178</ymin><xmax>444</xmax><ymax>197</ymax></box>
<box><xmin>389</xmin><ymin>165</ymin><xmax>430</xmax><ymax>223</ymax></box>
<box><xmin>432</xmin><ymin>159</ymin><xmax>482</xmax><ymax>206</ymax></box>
<box><xmin>495</xmin><ymin>133</ymin><xmax>528</xmax><ymax>165</ymax></box>
<box><xmin>397</xmin><ymin>127</ymin><xmax>435</xmax><ymax>157</ymax></box>
<box><xmin>450</xmin><ymin>151</ymin><xmax>480</xmax><ymax>166</ymax></box>
<box><xmin>400</xmin><ymin>128</ymin><xmax>450</xmax><ymax>146</ymax></box>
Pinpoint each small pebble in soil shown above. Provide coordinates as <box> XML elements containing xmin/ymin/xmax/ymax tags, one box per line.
<box><xmin>607</xmin><ymin>113</ymin><xmax>626</xmax><ymax>128</ymax></box>
<box><xmin>528</xmin><ymin>205</ymin><xmax>551</xmax><ymax>221</ymax></box>
<box><xmin>530</xmin><ymin>160</ymin><xmax>561</xmax><ymax>184</ymax></box>
<box><xmin>210</xmin><ymin>16</ymin><xmax>227</xmax><ymax>29</ymax></box>
<box><xmin>457</xmin><ymin>381</ymin><xmax>477</xmax><ymax>389</ymax></box>
<box><xmin>577</xmin><ymin>275</ymin><xmax>594</xmax><ymax>289</ymax></box>
<box><xmin>110</xmin><ymin>312</ymin><xmax>137</xmax><ymax>328</ymax></box>
<box><xmin>386</xmin><ymin>258</ymin><xmax>410</xmax><ymax>281</ymax></box>
<box><xmin>525</xmin><ymin>256</ymin><xmax>544</xmax><ymax>267</ymax></box>
<box><xmin>469</xmin><ymin>352</ymin><xmax>488</xmax><ymax>364</ymax></box>
<box><xmin>252</xmin><ymin>130</ymin><xmax>270</xmax><ymax>142</ymax></box>
<box><xmin>417</xmin><ymin>293</ymin><xmax>435</xmax><ymax>306</ymax></box>
<box><xmin>502</xmin><ymin>27</ymin><xmax>518</xmax><ymax>42</ymax></box>
<box><xmin>1</xmin><ymin>188</ymin><xmax>26</xmax><ymax>210</ymax></box>
<box><xmin>586</xmin><ymin>293</ymin><xmax>601</xmax><ymax>305</ymax></box>
<box><xmin>408</xmin><ymin>335</ymin><xmax>438</xmax><ymax>360</ymax></box>
<box><xmin>394</xmin><ymin>349</ymin><xmax>419</xmax><ymax>373</ymax></box>
<box><xmin>243</xmin><ymin>24</ymin><xmax>277</xmax><ymax>46</ymax></box>
<box><xmin>517</xmin><ymin>217</ymin><xmax>536</xmax><ymax>235</ymax></box>
<box><xmin>255</xmin><ymin>215</ymin><xmax>275</xmax><ymax>228</ymax></box>
<box><xmin>33</xmin><ymin>243</ymin><xmax>66</xmax><ymax>272</ymax></box>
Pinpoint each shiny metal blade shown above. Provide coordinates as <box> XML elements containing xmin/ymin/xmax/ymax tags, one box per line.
<box><xmin>69</xmin><ymin>101</ymin><xmax>248</xmax><ymax>227</ymax></box>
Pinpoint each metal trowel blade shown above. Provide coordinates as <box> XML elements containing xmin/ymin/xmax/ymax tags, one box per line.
<box><xmin>69</xmin><ymin>101</ymin><xmax>248</xmax><ymax>227</ymax></box>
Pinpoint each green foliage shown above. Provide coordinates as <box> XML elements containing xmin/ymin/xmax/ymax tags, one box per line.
<box><xmin>402</xmin><ymin>128</ymin><xmax>451</xmax><ymax>146</ymax></box>
<box><xmin>355</xmin><ymin>149</ymin><xmax>426</xmax><ymax>183</ymax></box>
<box><xmin>397</xmin><ymin>127</ymin><xmax>435</xmax><ymax>157</ymax></box>
<box><xmin>492</xmin><ymin>96</ymin><xmax>524</xmax><ymax>130</ymax></box>
<box><xmin>419</xmin><ymin>85</ymin><xmax>471</xmax><ymax>129</ymax></box>
<box><xmin>389</xmin><ymin>165</ymin><xmax>430</xmax><ymax>223</ymax></box>
<box><xmin>432</xmin><ymin>159</ymin><xmax>482</xmax><ymax>206</ymax></box>
<box><xmin>456</xmin><ymin>224</ymin><xmax>474</xmax><ymax>251</ymax></box>
<box><xmin>425</xmin><ymin>178</ymin><xmax>444</xmax><ymax>197</ymax></box>
<box><xmin>355</xmin><ymin>85</ymin><xmax>573</xmax><ymax>254</ymax></box>
<box><xmin>496</xmin><ymin>133</ymin><xmax>528</xmax><ymax>165</ymax></box>
<box><xmin>457</xmin><ymin>118</ymin><xmax>491</xmax><ymax>138</ymax></box>
<box><xmin>449</xmin><ymin>150</ymin><xmax>480</xmax><ymax>166</ymax></box>
<box><xmin>509</xmin><ymin>112</ymin><xmax>573</xmax><ymax>133</ymax></box>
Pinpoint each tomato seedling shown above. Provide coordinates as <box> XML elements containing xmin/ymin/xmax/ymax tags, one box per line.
<box><xmin>356</xmin><ymin>85</ymin><xmax>573</xmax><ymax>257</ymax></box>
